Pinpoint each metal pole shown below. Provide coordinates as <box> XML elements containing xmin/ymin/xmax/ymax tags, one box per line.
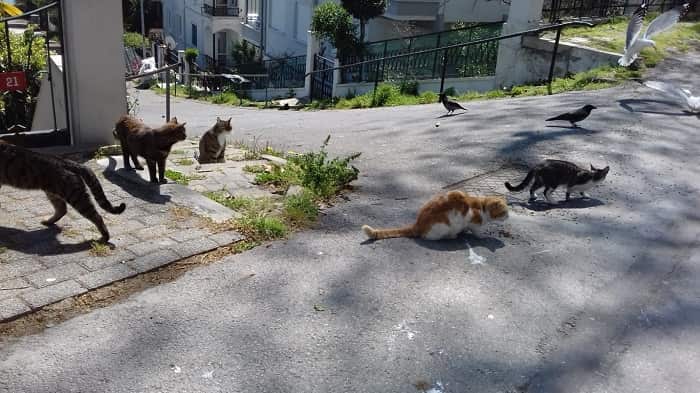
<box><xmin>431</xmin><ymin>32</ymin><xmax>442</xmax><ymax>78</ymax></box>
<box><xmin>372</xmin><ymin>59</ymin><xmax>380</xmax><ymax>106</ymax></box>
<box><xmin>45</xmin><ymin>32</ymin><xmax>58</xmax><ymax>130</ymax></box>
<box><xmin>4</xmin><ymin>22</ymin><xmax>12</xmax><ymax>67</ymax></box>
<box><xmin>165</xmin><ymin>70</ymin><xmax>171</xmax><ymax>121</ymax></box>
<box><xmin>547</xmin><ymin>26</ymin><xmax>562</xmax><ymax>95</ymax></box>
<box><xmin>439</xmin><ymin>48</ymin><xmax>448</xmax><ymax>93</ymax></box>
<box><xmin>140</xmin><ymin>0</ymin><xmax>146</xmax><ymax>57</ymax></box>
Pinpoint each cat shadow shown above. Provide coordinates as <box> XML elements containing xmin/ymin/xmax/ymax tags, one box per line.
<box><xmin>618</xmin><ymin>98</ymin><xmax>697</xmax><ymax>117</ymax></box>
<box><xmin>413</xmin><ymin>234</ymin><xmax>505</xmax><ymax>252</ymax></box>
<box><xmin>436</xmin><ymin>112</ymin><xmax>468</xmax><ymax>119</ymax></box>
<box><xmin>513</xmin><ymin>197</ymin><xmax>605</xmax><ymax>211</ymax></box>
<box><xmin>0</xmin><ymin>225</ymin><xmax>98</xmax><ymax>256</ymax></box>
<box><xmin>102</xmin><ymin>157</ymin><xmax>172</xmax><ymax>204</ymax></box>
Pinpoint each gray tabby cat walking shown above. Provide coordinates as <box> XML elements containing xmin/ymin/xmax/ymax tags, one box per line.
<box><xmin>197</xmin><ymin>117</ymin><xmax>232</xmax><ymax>164</ymax></box>
<box><xmin>505</xmin><ymin>159</ymin><xmax>609</xmax><ymax>203</ymax></box>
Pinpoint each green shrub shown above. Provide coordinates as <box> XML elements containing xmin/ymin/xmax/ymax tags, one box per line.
<box><xmin>184</xmin><ymin>47</ymin><xmax>199</xmax><ymax>64</ymax></box>
<box><xmin>287</xmin><ymin>136</ymin><xmax>360</xmax><ymax>199</ymax></box>
<box><xmin>123</xmin><ymin>32</ymin><xmax>151</xmax><ymax>49</ymax></box>
<box><xmin>372</xmin><ymin>84</ymin><xmax>399</xmax><ymax>106</ymax></box>
<box><xmin>398</xmin><ymin>79</ymin><xmax>419</xmax><ymax>96</ymax></box>
<box><xmin>443</xmin><ymin>86</ymin><xmax>457</xmax><ymax>96</ymax></box>
<box><xmin>284</xmin><ymin>190</ymin><xmax>319</xmax><ymax>225</ymax></box>
<box><xmin>311</xmin><ymin>2</ymin><xmax>358</xmax><ymax>54</ymax></box>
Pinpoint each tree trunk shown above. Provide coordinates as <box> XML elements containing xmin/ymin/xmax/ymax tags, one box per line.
<box><xmin>359</xmin><ymin>19</ymin><xmax>366</xmax><ymax>43</ymax></box>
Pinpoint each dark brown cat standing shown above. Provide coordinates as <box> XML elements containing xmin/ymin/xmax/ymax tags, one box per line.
<box><xmin>197</xmin><ymin>117</ymin><xmax>232</xmax><ymax>164</ymax></box>
<box><xmin>113</xmin><ymin>115</ymin><xmax>187</xmax><ymax>183</ymax></box>
<box><xmin>0</xmin><ymin>141</ymin><xmax>126</xmax><ymax>242</ymax></box>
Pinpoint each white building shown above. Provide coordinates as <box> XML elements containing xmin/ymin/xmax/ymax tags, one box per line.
<box><xmin>160</xmin><ymin>0</ymin><xmax>508</xmax><ymax>66</ymax></box>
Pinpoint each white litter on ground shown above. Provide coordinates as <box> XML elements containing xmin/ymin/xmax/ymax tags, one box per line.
<box><xmin>466</xmin><ymin>241</ymin><xmax>486</xmax><ymax>265</ymax></box>
<box><xmin>426</xmin><ymin>381</ymin><xmax>445</xmax><ymax>393</ymax></box>
<box><xmin>201</xmin><ymin>370</ymin><xmax>214</xmax><ymax>379</ymax></box>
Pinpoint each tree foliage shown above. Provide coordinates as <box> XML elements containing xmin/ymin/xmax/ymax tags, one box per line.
<box><xmin>123</xmin><ymin>31</ymin><xmax>151</xmax><ymax>50</ymax></box>
<box><xmin>311</xmin><ymin>2</ymin><xmax>358</xmax><ymax>55</ymax></box>
<box><xmin>341</xmin><ymin>0</ymin><xmax>387</xmax><ymax>43</ymax></box>
<box><xmin>0</xmin><ymin>24</ymin><xmax>47</xmax><ymax>130</ymax></box>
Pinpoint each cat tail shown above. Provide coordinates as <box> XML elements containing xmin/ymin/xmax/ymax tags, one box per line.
<box><xmin>505</xmin><ymin>169</ymin><xmax>535</xmax><ymax>192</ymax></box>
<box><xmin>66</xmin><ymin>162</ymin><xmax>127</xmax><ymax>215</ymax></box>
<box><xmin>362</xmin><ymin>224</ymin><xmax>416</xmax><ymax>240</ymax></box>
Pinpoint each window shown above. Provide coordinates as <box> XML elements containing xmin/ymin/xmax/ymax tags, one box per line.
<box><xmin>192</xmin><ymin>24</ymin><xmax>197</xmax><ymax>46</ymax></box>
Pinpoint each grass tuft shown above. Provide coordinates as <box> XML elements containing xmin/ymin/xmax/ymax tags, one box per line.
<box><xmin>164</xmin><ymin>169</ymin><xmax>205</xmax><ymax>185</ymax></box>
<box><xmin>89</xmin><ymin>241</ymin><xmax>112</xmax><ymax>257</ymax></box>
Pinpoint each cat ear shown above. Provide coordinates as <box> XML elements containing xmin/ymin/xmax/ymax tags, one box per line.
<box><xmin>227</xmin><ymin>117</ymin><xmax>232</xmax><ymax>124</ymax></box>
<box><xmin>180</xmin><ymin>122</ymin><xmax>187</xmax><ymax>127</ymax></box>
<box><xmin>216</xmin><ymin>116</ymin><xmax>221</xmax><ymax>121</ymax></box>
<box><xmin>171</xmin><ymin>117</ymin><xmax>178</xmax><ymax>123</ymax></box>
<box><xmin>590</xmin><ymin>164</ymin><xmax>596</xmax><ymax>171</ymax></box>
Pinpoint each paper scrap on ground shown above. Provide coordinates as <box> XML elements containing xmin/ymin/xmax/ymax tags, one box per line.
<box><xmin>466</xmin><ymin>241</ymin><xmax>486</xmax><ymax>265</ymax></box>
<box><xmin>426</xmin><ymin>381</ymin><xmax>445</xmax><ymax>393</ymax></box>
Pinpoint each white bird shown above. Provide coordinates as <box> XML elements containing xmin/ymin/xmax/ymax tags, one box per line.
<box><xmin>644</xmin><ymin>81</ymin><xmax>700</xmax><ymax>113</ymax></box>
<box><xmin>618</xmin><ymin>3</ymin><xmax>690</xmax><ymax>67</ymax></box>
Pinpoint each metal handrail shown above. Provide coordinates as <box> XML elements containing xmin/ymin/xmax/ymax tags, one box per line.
<box><xmin>126</xmin><ymin>63</ymin><xmax>181</xmax><ymax>121</ymax></box>
<box><xmin>305</xmin><ymin>20</ymin><xmax>595</xmax><ymax>97</ymax></box>
<box><xmin>0</xmin><ymin>1</ymin><xmax>58</xmax><ymax>23</ymax></box>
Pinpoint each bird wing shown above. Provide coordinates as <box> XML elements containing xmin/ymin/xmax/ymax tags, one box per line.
<box><xmin>643</xmin><ymin>3</ymin><xmax>689</xmax><ymax>39</ymax></box>
<box><xmin>625</xmin><ymin>3</ymin><xmax>648</xmax><ymax>49</ymax></box>
<box><xmin>644</xmin><ymin>80</ymin><xmax>691</xmax><ymax>105</ymax></box>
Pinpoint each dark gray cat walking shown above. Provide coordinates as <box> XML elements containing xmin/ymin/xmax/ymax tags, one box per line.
<box><xmin>505</xmin><ymin>159</ymin><xmax>609</xmax><ymax>203</ymax></box>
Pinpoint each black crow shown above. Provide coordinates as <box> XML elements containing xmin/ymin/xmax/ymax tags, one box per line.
<box><xmin>545</xmin><ymin>104</ymin><xmax>597</xmax><ymax>127</ymax></box>
<box><xmin>439</xmin><ymin>93</ymin><xmax>467</xmax><ymax>115</ymax></box>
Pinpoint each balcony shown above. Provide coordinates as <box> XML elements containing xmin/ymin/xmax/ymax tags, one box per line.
<box><xmin>202</xmin><ymin>4</ymin><xmax>240</xmax><ymax>17</ymax></box>
<box><xmin>383</xmin><ymin>0</ymin><xmax>440</xmax><ymax>21</ymax></box>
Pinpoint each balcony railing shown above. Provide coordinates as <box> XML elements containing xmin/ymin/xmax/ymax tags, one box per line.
<box><xmin>202</xmin><ymin>4</ymin><xmax>240</xmax><ymax>17</ymax></box>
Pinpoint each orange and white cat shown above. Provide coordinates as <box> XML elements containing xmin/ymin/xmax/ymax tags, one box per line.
<box><xmin>362</xmin><ymin>190</ymin><xmax>508</xmax><ymax>240</ymax></box>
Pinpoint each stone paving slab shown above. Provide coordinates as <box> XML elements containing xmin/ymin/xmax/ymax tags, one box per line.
<box><xmin>0</xmin><ymin>158</ymin><xmax>245</xmax><ymax>322</ymax></box>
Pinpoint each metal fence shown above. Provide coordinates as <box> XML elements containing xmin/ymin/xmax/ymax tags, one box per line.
<box><xmin>340</xmin><ymin>22</ymin><xmax>503</xmax><ymax>83</ymax></box>
<box><xmin>230</xmin><ymin>54</ymin><xmax>307</xmax><ymax>89</ymax></box>
<box><xmin>0</xmin><ymin>1</ymin><xmax>70</xmax><ymax>147</ymax></box>
<box><xmin>542</xmin><ymin>0</ymin><xmax>690</xmax><ymax>22</ymax></box>
<box><xmin>305</xmin><ymin>20</ymin><xmax>595</xmax><ymax>103</ymax></box>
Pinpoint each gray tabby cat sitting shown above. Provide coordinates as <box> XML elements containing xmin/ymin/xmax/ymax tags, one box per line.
<box><xmin>505</xmin><ymin>159</ymin><xmax>609</xmax><ymax>203</ymax></box>
<box><xmin>197</xmin><ymin>117</ymin><xmax>232</xmax><ymax>164</ymax></box>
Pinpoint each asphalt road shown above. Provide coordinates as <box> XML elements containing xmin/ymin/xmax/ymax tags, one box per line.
<box><xmin>1</xmin><ymin>52</ymin><xmax>699</xmax><ymax>393</ymax></box>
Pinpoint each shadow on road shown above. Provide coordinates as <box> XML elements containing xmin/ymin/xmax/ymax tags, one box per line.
<box><xmin>512</xmin><ymin>197</ymin><xmax>605</xmax><ymax>211</ymax></box>
<box><xmin>618</xmin><ymin>98</ymin><xmax>696</xmax><ymax>116</ymax></box>
<box><xmin>436</xmin><ymin>112</ymin><xmax>468</xmax><ymax>119</ymax></box>
<box><xmin>101</xmin><ymin>156</ymin><xmax>172</xmax><ymax>204</ymax></box>
<box><xmin>0</xmin><ymin>225</ymin><xmax>95</xmax><ymax>256</ymax></box>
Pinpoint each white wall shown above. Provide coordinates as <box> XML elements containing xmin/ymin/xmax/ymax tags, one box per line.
<box><xmin>62</xmin><ymin>0</ymin><xmax>126</xmax><ymax>146</ymax></box>
<box><xmin>264</xmin><ymin>0</ymin><xmax>314</xmax><ymax>57</ymax></box>
<box><xmin>31</xmin><ymin>55</ymin><xmax>67</xmax><ymax>131</ymax></box>
<box><xmin>443</xmin><ymin>0</ymin><xmax>509</xmax><ymax>23</ymax></box>
<box><xmin>519</xmin><ymin>37</ymin><xmax>620</xmax><ymax>81</ymax></box>
<box><xmin>494</xmin><ymin>0</ymin><xmax>545</xmax><ymax>88</ymax></box>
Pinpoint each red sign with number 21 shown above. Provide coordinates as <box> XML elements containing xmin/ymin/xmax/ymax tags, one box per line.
<box><xmin>0</xmin><ymin>71</ymin><xmax>27</xmax><ymax>92</ymax></box>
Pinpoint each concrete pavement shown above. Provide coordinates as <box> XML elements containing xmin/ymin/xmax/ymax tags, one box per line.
<box><xmin>1</xmin><ymin>52</ymin><xmax>699</xmax><ymax>392</ymax></box>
